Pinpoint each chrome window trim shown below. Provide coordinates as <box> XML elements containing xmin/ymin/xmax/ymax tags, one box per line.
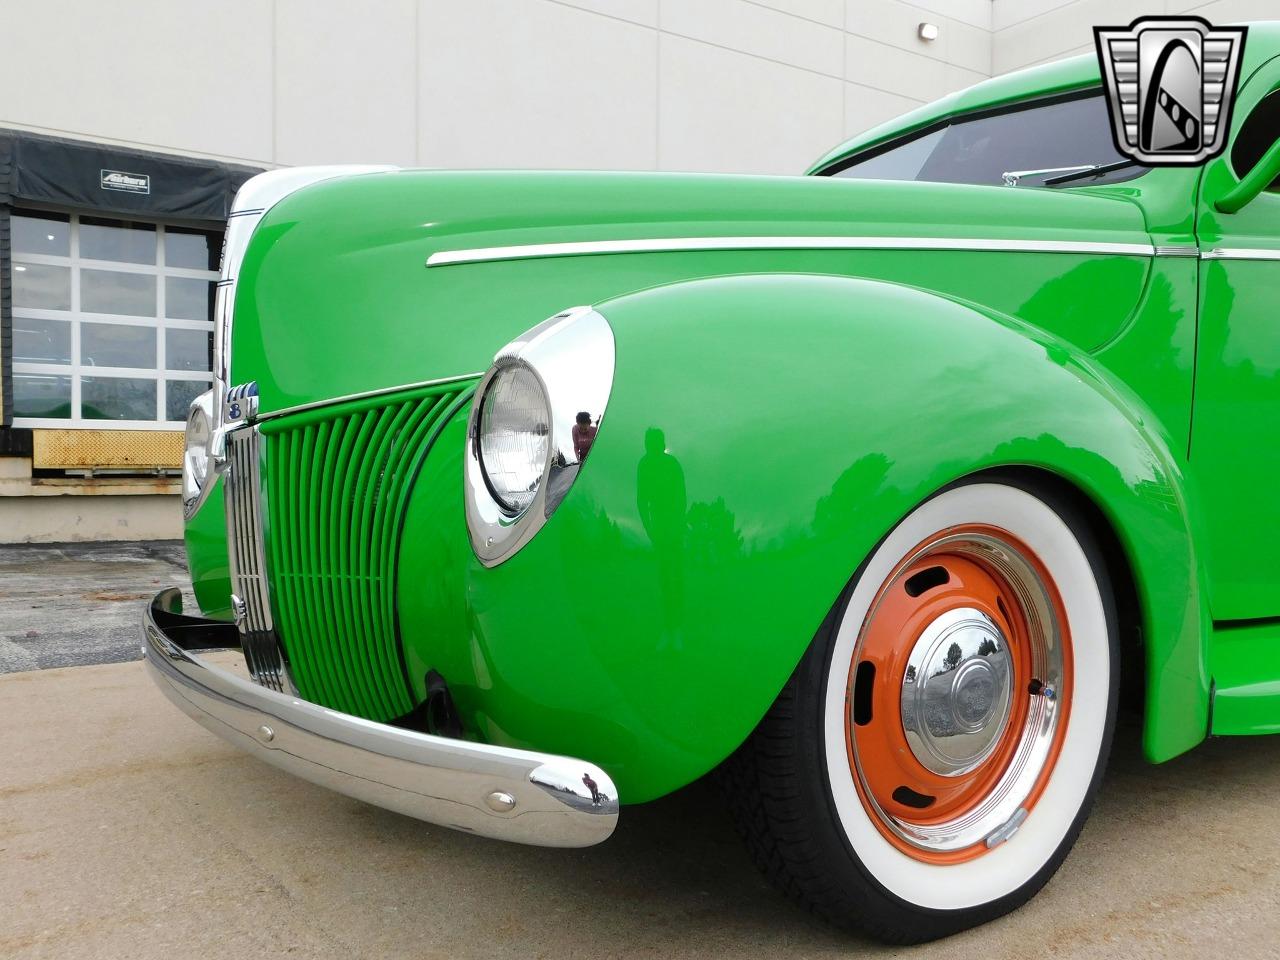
<box><xmin>427</xmin><ymin>235</ymin><xmax>1158</xmax><ymax>267</ymax></box>
<box><xmin>1201</xmin><ymin>247</ymin><xmax>1280</xmax><ymax>260</ymax></box>
<box><xmin>465</xmin><ymin>306</ymin><xmax>615</xmax><ymax>568</ymax></box>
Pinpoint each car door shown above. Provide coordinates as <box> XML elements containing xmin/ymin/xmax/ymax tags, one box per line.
<box><xmin>1192</xmin><ymin>57</ymin><xmax>1280</xmax><ymax>621</ymax></box>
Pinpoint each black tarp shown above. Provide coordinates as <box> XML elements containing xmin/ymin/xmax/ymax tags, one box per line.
<box><xmin>0</xmin><ymin>128</ymin><xmax>261</xmax><ymax>224</ymax></box>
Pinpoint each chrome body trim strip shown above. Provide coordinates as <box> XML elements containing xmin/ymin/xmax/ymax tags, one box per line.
<box><xmin>1153</xmin><ymin>245</ymin><xmax>1201</xmax><ymax>258</ymax></box>
<box><xmin>1201</xmin><ymin>247</ymin><xmax>1280</xmax><ymax>261</ymax></box>
<box><xmin>143</xmin><ymin>589</ymin><xmax>619</xmax><ymax>847</ymax></box>
<box><xmin>426</xmin><ymin>235</ymin><xmax>1157</xmax><ymax>267</ymax></box>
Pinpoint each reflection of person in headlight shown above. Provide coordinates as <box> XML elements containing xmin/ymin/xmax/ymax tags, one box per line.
<box><xmin>582</xmin><ymin>771</ymin><xmax>602</xmax><ymax>806</ymax></box>
<box><xmin>572</xmin><ymin>411</ymin><xmax>598</xmax><ymax>461</ymax></box>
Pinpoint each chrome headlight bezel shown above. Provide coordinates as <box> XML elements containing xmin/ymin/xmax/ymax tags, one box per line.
<box><xmin>465</xmin><ymin>306</ymin><xmax>615</xmax><ymax>567</ymax></box>
<box><xmin>182</xmin><ymin>389</ymin><xmax>217</xmax><ymax>520</ymax></box>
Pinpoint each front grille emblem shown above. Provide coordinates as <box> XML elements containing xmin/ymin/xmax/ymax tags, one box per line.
<box><xmin>225</xmin><ymin>381</ymin><xmax>259</xmax><ymax>425</ymax></box>
<box><xmin>1095</xmin><ymin>16</ymin><xmax>1246</xmax><ymax>166</ymax></box>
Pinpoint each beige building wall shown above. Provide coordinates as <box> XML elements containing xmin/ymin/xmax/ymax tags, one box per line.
<box><xmin>0</xmin><ymin>0</ymin><xmax>993</xmax><ymax>178</ymax></box>
<box><xmin>992</xmin><ymin>0</ymin><xmax>1275</xmax><ymax>73</ymax></box>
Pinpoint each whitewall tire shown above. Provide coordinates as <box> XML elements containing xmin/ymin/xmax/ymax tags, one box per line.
<box><xmin>725</xmin><ymin>476</ymin><xmax>1119</xmax><ymax>943</ymax></box>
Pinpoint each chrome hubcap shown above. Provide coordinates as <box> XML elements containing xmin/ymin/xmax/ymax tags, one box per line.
<box><xmin>901</xmin><ymin>607</ymin><xmax>1014</xmax><ymax>777</ymax></box>
<box><xmin>848</xmin><ymin>527</ymin><xmax>1073</xmax><ymax>857</ymax></box>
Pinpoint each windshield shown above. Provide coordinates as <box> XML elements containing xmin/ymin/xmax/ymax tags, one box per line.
<box><xmin>825</xmin><ymin>93</ymin><xmax>1145</xmax><ymax>187</ymax></box>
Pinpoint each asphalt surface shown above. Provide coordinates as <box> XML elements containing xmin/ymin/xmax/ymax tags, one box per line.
<box><xmin>2</xmin><ymin>544</ymin><xmax>1279</xmax><ymax>958</ymax></box>
<box><xmin>0</xmin><ymin>541</ymin><xmax>194</xmax><ymax>673</ymax></box>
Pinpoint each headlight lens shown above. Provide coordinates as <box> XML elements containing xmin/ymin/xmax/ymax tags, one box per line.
<box><xmin>183</xmin><ymin>395</ymin><xmax>213</xmax><ymax>515</ymax></box>
<box><xmin>477</xmin><ymin>364</ymin><xmax>550</xmax><ymax>515</ymax></box>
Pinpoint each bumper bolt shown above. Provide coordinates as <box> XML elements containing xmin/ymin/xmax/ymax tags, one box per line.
<box><xmin>257</xmin><ymin>724</ymin><xmax>275</xmax><ymax>743</ymax></box>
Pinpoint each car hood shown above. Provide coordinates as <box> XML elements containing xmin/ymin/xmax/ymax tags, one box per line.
<box><xmin>231</xmin><ymin>169</ymin><xmax>1154</xmax><ymax>414</ymax></box>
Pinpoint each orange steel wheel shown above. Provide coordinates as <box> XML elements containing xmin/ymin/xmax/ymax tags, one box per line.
<box><xmin>845</xmin><ymin>524</ymin><xmax>1073</xmax><ymax>863</ymax></box>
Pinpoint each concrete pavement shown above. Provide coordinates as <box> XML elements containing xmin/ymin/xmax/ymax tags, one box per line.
<box><xmin>3</xmin><ymin>653</ymin><xmax>1280</xmax><ymax>960</ymax></box>
<box><xmin>2</xmin><ymin>542</ymin><xmax>1279</xmax><ymax>958</ymax></box>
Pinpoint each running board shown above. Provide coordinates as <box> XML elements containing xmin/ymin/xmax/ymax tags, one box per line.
<box><xmin>1210</xmin><ymin>619</ymin><xmax>1280</xmax><ymax>736</ymax></box>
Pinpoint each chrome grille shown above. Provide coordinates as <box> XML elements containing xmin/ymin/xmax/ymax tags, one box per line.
<box><xmin>224</xmin><ymin>426</ymin><xmax>292</xmax><ymax>693</ymax></box>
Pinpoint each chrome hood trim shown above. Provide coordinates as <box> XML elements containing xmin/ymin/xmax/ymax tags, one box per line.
<box><xmin>426</xmin><ymin>234</ymin><xmax>1159</xmax><ymax>267</ymax></box>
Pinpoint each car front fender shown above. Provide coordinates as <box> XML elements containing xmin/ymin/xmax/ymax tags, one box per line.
<box><xmin>399</xmin><ymin>273</ymin><xmax>1205</xmax><ymax>802</ymax></box>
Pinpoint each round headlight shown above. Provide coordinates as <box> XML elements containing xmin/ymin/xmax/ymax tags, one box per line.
<box><xmin>477</xmin><ymin>364</ymin><xmax>550</xmax><ymax>515</ymax></box>
<box><xmin>183</xmin><ymin>397</ymin><xmax>212</xmax><ymax>514</ymax></box>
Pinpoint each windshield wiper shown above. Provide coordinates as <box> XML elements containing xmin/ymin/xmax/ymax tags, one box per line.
<box><xmin>1001</xmin><ymin>165</ymin><xmax>1096</xmax><ymax>187</ymax></box>
<box><xmin>1042</xmin><ymin>159</ymin><xmax>1141</xmax><ymax>186</ymax></box>
<box><xmin>1000</xmin><ymin>160</ymin><xmax>1141</xmax><ymax>188</ymax></box>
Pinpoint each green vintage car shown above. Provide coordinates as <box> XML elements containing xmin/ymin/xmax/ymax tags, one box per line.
<box><xmin>147</xmin><ymin>22</ymin><xmax>1280</xmax><ymax>943</ymax></box>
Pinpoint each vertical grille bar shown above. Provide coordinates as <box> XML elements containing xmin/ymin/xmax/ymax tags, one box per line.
<box><xmin>224</xmin><ymin>426</ymin><xmax>292</xmax><ymax>693</ymax></box>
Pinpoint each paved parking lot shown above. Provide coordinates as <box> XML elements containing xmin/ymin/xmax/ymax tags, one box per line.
<box><xmin>0</xmin><ymin>542</ymin><xmax>194</xmax><ymax>672</ymax></box>
<box><xmin>2</xmin><ymin>543</ymin><xmax>1280</xmax><ymax>958</ymax></box>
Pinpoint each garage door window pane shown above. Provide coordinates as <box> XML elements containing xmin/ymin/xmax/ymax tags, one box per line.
<box><xmin>166</xmin><ymin>227</ymin><xmax>221</xmax><ymax>271</ymax></box>
<box><xmin>82</xmin><ymin>322</ymin><xmax>157</xmax><ymax>369</ymax></box>
<box><xmin>166</xmin><ymin>277</ymin><xmax>215</xmax><ymax>321</ymax></box>
<box><xmin>167</xmin><ymin>379</ymin><xmax>211</xmax><ymax>421</ymax></box>
<box><xmin>166</xmin><ymin>328</ymin><xmax>212</xmax><ymax>371</ymax></box>
<box><xmin>13</xmin><ymin>262</ymin><xmax>72</xmax><ymax>311</ymax></box>
<box><xmin>13</xmin><ymin>374</ymin><xmax>72</xmax><ymax>419</ymax></box>
<box><xmin>13</xmin><ymin>317</ymin><xmax>72</xmax><ymax>365</ymax></box>
<box><xmin>10</xmin><ymin>214</ymin><xmax>222</xmax><ymax>428</ymax></box>
<box><xmin>82</xmin><ymin>269</ymin><xmax>156</xmax><ymax>317</ymax></box>
<box><xmin>82</xmin><ymin>377</ymin><xmax>156</xmax><ymax>421</ymax></box>
<box><xmin>80</xmin><ymin>217</ymin><xmax>157</xmax><ymax>264</ymax></box>
<box><xmin>13</xmin><ymin>212</ymin><xmax>71</xmax><ymax>256</ymax></box>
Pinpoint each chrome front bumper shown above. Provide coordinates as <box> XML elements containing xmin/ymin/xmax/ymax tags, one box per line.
<box><xmin>142</xmin><ymin>589</ymin><xmax>618</xmax><ymax>847</ymax></box>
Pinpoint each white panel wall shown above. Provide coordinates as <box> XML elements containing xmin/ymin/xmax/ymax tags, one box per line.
<box><xmin>992</xmin><ymin>0</ymin><xmax>1275</xmax><ymax>74</ymax></box>
<box><xmin>4</xmin><ymin>4</ymin><xmax>1276</xmax><ymax>173</ymax></box>
<box><xmin>275</xmin><ymin>0</ymin><xmax>419</xmax><ymax>166</ymax></box>
<box><xmin>418</xmin><ymin>0</ymin><xmax>660</xmax><ymax>170</ymax></box>
<box><xmin>0</xmin><ymin>0</ymin><xmax>993</xmax><ymax>176</ymax></box>
<box><xmin>0</xmin><ymin>0</ymin><xmax>273</xmax><ymax>162</ymax></box>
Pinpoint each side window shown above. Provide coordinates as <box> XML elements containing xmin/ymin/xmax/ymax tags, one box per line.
<box><xmin>827</xmin><ymin>94</ymin><xmax>1145</xmax><ymax>188</ymax></box>
<box><xmin>1230</xmin><ymin>89</ymin><xmax>1280</xmax><ymax>191</ymax></box>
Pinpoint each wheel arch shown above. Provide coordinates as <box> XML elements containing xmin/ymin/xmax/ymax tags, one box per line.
<box><xmin>442</xmin><ymin>272</ymin><xmax>1206</xmax><ymax>801</ymax></box>
<box><xmin>961</xmin><ymin>465</ymin><xmax>1147</xmax><ymax>719</ymax></box>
